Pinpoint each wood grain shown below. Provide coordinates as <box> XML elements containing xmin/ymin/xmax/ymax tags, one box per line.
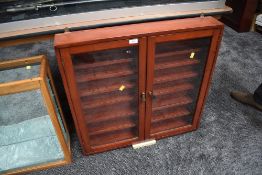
<box><xmin>0</xmin><ymin>55</ymin><xmax>43</xmax><ymax>69</ymax></box>
<box><xmin>0</xmin><ymin>78</ymin><xmax>41</xmax><ymax>96</ymax></box>
<box><xmin>55</xmin><ymin>17</ymin><xmax>224</xmax><ymax>154</ymax></box>
<box><xmin>55</xmin><ymin>17</ymin><xmax>223</xmax><ymax>48</ymax></box>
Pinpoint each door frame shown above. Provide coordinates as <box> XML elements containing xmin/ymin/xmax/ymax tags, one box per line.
<box><xmin>145</xmin><ymin>28</ymin><xmax>223</xmax><ymax>139</ymax></box>
<box><xmin>58</xmin><ymin>37</ymin><xmax>147</xmax><ymax>154</ymax></box>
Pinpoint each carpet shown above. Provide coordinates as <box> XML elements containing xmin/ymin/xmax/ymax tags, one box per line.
<box><xmin>1</xmin><ymin>25</ymin><xmax>262</xmax><ymax>175</ymax></box>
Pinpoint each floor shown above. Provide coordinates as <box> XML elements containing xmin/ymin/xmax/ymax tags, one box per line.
<box><xmin>27</xmin><ymin>26</ymin><xmax>262</xmax><ymax>174</ymax></box>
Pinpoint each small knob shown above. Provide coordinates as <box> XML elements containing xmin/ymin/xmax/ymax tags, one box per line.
<box><xmin>148</xmin><ymin>91</ymin><xmax>156</xmax><ymax>100</ymax></box>
<box><xmin>126</xmin><ymin>50</ymin><xmax>132</xmax><ymax>54</ymax></box>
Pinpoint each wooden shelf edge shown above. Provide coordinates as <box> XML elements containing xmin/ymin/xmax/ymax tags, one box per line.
<box><xmin>152</xmin><ymin>109</ymin><xmax>191</xmax><ymax>123</ymax></box>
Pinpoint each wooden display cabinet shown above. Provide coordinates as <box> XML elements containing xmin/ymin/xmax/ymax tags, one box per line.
<box><xmin>0</xmin><ymin>56</ymin><xmax>71</xmax><ymax>175</ymax></box>
<box><xmin>55</xmin><ymin>17</ymin><xmax>224</xmax><ymax>155</ymax></box>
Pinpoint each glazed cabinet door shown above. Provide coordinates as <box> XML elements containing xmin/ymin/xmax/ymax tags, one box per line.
<box><xmin>59</xmin><ymin>38</ymin><xmax>147</xmax><ymax>154</ymax></box>
<box><xmin>145</xmin><ymin>29</ymin><xmax>221</xmax><ymax>139</ymax></box>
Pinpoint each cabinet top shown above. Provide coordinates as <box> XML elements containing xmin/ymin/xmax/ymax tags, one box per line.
<box><xmin>54</xmin><ymin>17</ymin><xmax>224</xmax><ymax>49</ymax></box>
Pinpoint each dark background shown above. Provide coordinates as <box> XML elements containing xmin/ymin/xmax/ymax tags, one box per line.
<box><xmin>0</xmin><ymin>0</ymin><xmax>215</xmax><ymax>23</ymax></box>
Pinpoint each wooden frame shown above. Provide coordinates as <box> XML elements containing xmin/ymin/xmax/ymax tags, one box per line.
<box><xmin>55</xmin><ymin>17</ymin><xmax>224</xmax><ymax>155</ymax></box>
<box><xmin>0</xmin><ymin>55</ymin><xmax>71</xmax><ymax>175</ymax></box>
<box><xmin>58</xmin><ymin>38</ymin><xmax>147</xmax><ymax>155</ymax></box>
<box><xmin>145</xmin><ymin>29</ymin><xmax>224</xmax><ymax>139</ymax></box>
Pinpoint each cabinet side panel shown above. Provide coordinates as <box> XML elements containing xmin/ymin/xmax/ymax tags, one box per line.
<box><xmin>192</xmin><ymin>27</ymin><xmax>224</xmax><ymax>129</ymax></box>
<box><xmin>55</xmin><ymin>48</ymin><xmax>91</xmax><ymax>154</ymax></box>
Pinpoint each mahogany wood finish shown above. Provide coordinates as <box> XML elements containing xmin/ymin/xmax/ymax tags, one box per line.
<box><xmin>55</xmin><ymin>17</ymin><xmax>224</xmax><ymax>155</ymax></box>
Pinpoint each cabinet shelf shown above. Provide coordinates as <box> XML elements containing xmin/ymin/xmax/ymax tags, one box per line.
<box><xmin>90</xmin><ymin>128</ymin><xmax>137</xmax><ymax>147</ymax></box>
<box><xmin>88</xmin><ymin>119</ymin><xmax>136</xmax><ymax>136</ymax></box>
<box><xmin>155</xmin><ymin>59</ymin><xmax>200</xmax><ymax>70</ymax></box>
<box><xmin>74</xmin><ymin>58</ymin><xmax>133</xmax><ymax>70</ymax></box>
<box><xmin>79</xmin><ymin>82</ymin><xmax>135</xmax><ymax>97</ymax></box>
<box><xmin>83</xmin><ymin>95</ymin><xmax>134</xmax><ymax>109</ymax></box>
<box><xmin>152</xmin><ymin>108</ymin><xmax>191</xmax><ymax>123</ymax></box>
<box><xmin>86</xmin><ymin>109</ymin><xmax>136</xmax><ymax>124</ymax></box>
<box><xmin>76</xmin><ymin>69</ymin><xmax>136</xmax><ymax>82</ymax></box>
<box><xmin>154</xmin><ymin>83</ymin><xmax>194</xmax><ymax>96</ymax></box>
<box><xmin>154</xmin><ymin>71</ymin><xmax>198</xmax><ymax>84</ymax></box>
<box><xmin>153</xmin><ymin>96</ymin><xmax>193</xmax><ymax>110</ymax></box>
<box><xmin>155</xmin><ymin>49</ymin><xmax>200</xmax><ymax>59</ymax></box>
<box><xmin>151</xmin><ymin>116</ymin><xmax>192</xmax><ymax>134</ymax></box>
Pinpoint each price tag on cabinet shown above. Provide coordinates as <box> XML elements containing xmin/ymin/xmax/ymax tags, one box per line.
<box><xmin>129</xmin><ymin>38</ymin><xmax>139</xmax><ymax>44</ymax></box>
<box><xmin>26</xmin><ymin>65</ymin><xmax>31</xmax><ymax>70</ymax></box>
<box><xmin>119</xmin><ymin>85</ymin><xmax>126</xmax><ymax>91</ymax></box>
<box><xmin>190</xmin><ymin>52</ymin><xmax>195</xmax><ymax>59</ymax></box>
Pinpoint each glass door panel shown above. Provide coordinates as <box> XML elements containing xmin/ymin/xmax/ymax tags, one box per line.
<box><xmin>71</xmin><ymin>46</ymin><xmax>139</xmax><ymax>147</ymax></box>
<box><xmin>150</xmin><ymin>37</ymin><xmax>211</xmax><ymax>135</ymax></box>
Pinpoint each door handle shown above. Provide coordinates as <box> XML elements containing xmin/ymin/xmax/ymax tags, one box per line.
<box><xmin>141</xmin><ymin>92</ymin><xmax>146</xmax><ymax>102</ymax></box>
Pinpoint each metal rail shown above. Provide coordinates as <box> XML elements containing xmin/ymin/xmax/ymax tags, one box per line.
<box><xmin>0</xmin><ymin>0</ymin><xmax>227</xmax><ymax>41</ymax></box>
<box><xmin>5</xmin><ymin>0</ymin><xmax>115</xmax><ymax>13</ymax></box>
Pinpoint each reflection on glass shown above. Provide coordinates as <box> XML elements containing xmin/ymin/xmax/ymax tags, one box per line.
<box><xmin>46</xmin><ymin>77</ymin><xmax>69</xmax><ymax>142</ymax></box>
<box><xmin>0</xmin><ymin>62</ymin><xmax>65</xmax><ymax>174</ymax></box>
<box><xmin>151</xmin><ymin>37</ymin><xmax>211</xmax><ymax>134</ymax></box>
<box><xmin>0</xmin><ymin>63</ymin><xmax>40</xmax><ymax>83</ymax></box>
<box><xmin>0</xmin><ymin>90</ymin><xmax>64</xmax><ymax>174</ymax></box>
<box><xmin>72</xmin><ymin>47</ymin><xmax>139</xmax><ymax>147</ymax></box>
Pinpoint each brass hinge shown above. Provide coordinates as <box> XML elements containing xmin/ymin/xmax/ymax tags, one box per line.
<box><xmin>141</xmin><ymin>92</ymin><xmax>146</xmax><ymax>102</ymax></box>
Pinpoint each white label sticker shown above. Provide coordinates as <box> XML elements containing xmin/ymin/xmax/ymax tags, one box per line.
<box><xmin>26</xmin><ymin>65</ymin><xmax>31</xmax><ymax>70</ymax></box>
<box><xmin>129</xmin><ymin>38</ymin><xmax>139</xmax><ymax>44</ymax></box>
<box><xmin>190</xmin><ymin>52</ymin><xmax>195</xmax><ymax>59</ymax></box>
